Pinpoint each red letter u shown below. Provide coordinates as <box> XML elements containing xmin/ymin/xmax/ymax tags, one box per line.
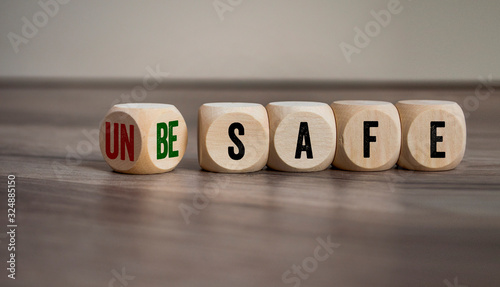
<box><xmin>105</xmin><ymin>122</ymin><xmax>119</xmax><ymax>159</ymax></box>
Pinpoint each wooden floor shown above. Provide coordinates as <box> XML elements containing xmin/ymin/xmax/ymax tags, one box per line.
<box><xmin>0</xmin><ymin>87</ymin><xmax>499</xmax><ymax>287</ymax></box>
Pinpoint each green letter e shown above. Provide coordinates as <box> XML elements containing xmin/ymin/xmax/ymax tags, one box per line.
<box><xmin>168</xmin><ymin>120</ymin><xmax>179</xmax><ymax>158</ymax></box>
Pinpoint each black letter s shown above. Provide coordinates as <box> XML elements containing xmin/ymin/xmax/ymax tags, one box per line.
<box><xmin>228</xmin><ymin>122</ymin><xmax>245</xmax><ymax>160</ymax></box>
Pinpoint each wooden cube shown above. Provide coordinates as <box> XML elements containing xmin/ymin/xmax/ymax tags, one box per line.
<box><xmin>198</xmin><ymin>103</ymin><xmax>269</xmax><ymax>173</ymax></box>
<box><xmin>266</xmin><ymin>102</ymin><xmax>336</xmax><ymax>172</ymax></box>
<box><xmin>396</xmin><ymin>100</ymin><xmax>466</xmax><ymax>171</ymax></box>
<box><xmin>99</xmin><ymin>103</ymin><xmax>187</xmax><ymax>174</ymax></box>
<box><xmin>331</xmin><ymin>101</ymin><xmax>401</xmax><ymax>171</ymax></box>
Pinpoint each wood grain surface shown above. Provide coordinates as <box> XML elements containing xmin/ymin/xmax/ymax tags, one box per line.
<box><xmin>0</xmin><ymin>86</ymin><xmax>499</xmax><ymax>287</ymax></box>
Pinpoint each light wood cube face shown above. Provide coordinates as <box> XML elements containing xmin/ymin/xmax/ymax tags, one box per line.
<box><xmin>266</xmin><ymin>102</ymin><xmax>336</xmax><ymax>172</ymax></box>
<box><xmin>331</xmin><ymin>101</ymin><xmax>401</xmax><ymax>171</ymax></box>
<box><xmin>99</xmin><ymin>103</ymin><xmax>188</xmax><ymax>174</ymax></box>
<box><xmin>198</xmin><ymin>103</ymin><xmax>269</xmax><ymax>173</ymax></box>
<box><xmin>396</xmin><ymin>100</ymin><xmax>466</xmax><ymax>171</ymax></box>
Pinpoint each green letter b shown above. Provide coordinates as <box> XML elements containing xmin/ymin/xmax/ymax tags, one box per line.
<box><xmin>157</xmin><ymin>122</ymin><xmax>168</xmax><ymax>159</ymax></box>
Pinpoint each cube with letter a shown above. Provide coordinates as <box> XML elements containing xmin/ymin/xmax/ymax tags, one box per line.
<box><xmin>99</xmin><ymin>103</ymin><xmax>187</xmax><ymax>174</ymax></box>
<box><xmin>266</xmin><ymin>101</ymin><xmax>336</xmax><ymax>172</ymax></box>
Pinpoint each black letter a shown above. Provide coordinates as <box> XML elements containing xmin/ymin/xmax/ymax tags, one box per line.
<box><xmin>295</xmin><ymin>122</ymin><xmax>313</xmax><ymax>159</ymax></box>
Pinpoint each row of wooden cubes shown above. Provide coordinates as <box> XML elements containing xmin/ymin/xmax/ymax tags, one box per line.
<box><xmin>99</xmin><ymin>100</ymin><xmax>466</xmax><ymax>174</ymax></box>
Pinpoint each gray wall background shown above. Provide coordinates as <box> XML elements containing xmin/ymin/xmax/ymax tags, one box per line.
<box><xmin>1</xmin><ymin>0</ymin><xmax>499</xmax><ymax>83</ymax></box>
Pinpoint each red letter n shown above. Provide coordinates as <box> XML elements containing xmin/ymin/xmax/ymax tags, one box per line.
<box><xmin>120</xmin><ymin>124</ymin><xmax>134</xmax><ymax>161</ymax></box>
